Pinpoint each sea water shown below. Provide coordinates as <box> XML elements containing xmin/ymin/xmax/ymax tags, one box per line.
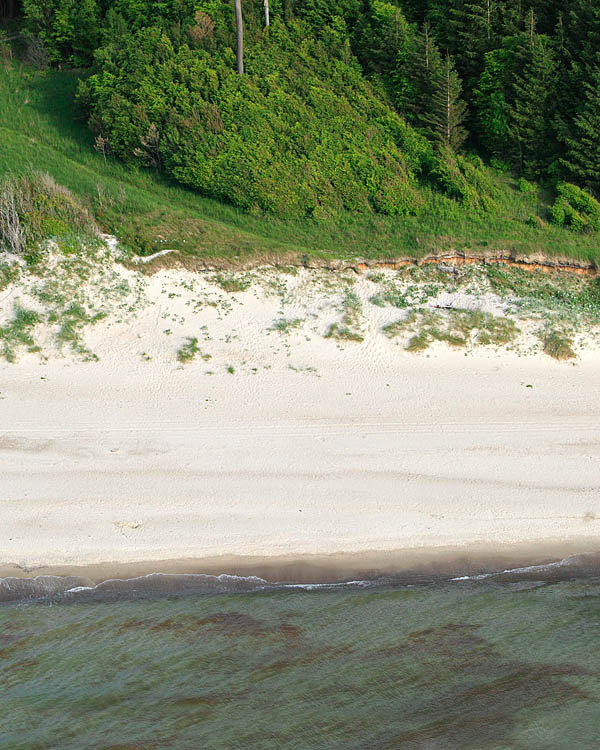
<box><xmin>1</xmin><ymin>564</ymin><xmax>599</xmax><ymax>749</ymax></box>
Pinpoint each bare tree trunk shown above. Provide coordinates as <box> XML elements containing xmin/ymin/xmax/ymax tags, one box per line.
<box><xmin>234</xmin><ymin>0</ymin><xmax>244</xmax><ymax>74</ymax></box>
<box><xmin>264</xmin><ymin>0</ymin><xmax>270</xmax><ymax>27</ymax></box>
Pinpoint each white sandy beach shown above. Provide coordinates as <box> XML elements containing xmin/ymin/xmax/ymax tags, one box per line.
<box><xmin>1</xmin><ymin>259</ymin><xmax>600</xmax><ymax>580</ymax></box>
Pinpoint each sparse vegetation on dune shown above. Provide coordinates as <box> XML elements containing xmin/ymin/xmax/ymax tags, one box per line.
<box><xmin>325</xmin><ymin>291</ymin><xmax>364</xmax><ymax>343</ymax></box>
<box><xmin>270</xmin><ymin>318</ymin><xmax>303</xmax><ymax>334</ymax></box>
<box><xmin>0</xmin><ymin>228</ymin><xmax>598</xmax><ymax>364</ymax></box>
<box><xmin>542</xmin><ymin>331</ymin><xmax>576</xmax><ymax>361</ymax></box>
<box><xmin>176</xmin><ymin>336</ymin><xmax>211</xmax><ymax>364</ymax></box>
<box><xmin>0</xmin><ymin>306</ymin><xmax>40</xmax><ymax>362</ymax></box>
<box><xmin>176</xmin><ymin>336</ymin><xmax>200</xmax><ymax>363</ymax></box>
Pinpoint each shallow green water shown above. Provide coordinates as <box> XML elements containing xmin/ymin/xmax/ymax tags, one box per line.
<box><xmin>1</xmin><ymin>579</ymin><xmax>599</xmax><ymax>749</ymax></box>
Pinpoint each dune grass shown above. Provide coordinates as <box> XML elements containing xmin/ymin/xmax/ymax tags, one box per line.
<box><xmin>0</xmin><ymin>305</ymin><xmax>40</xmax><ymax>362</ymax></box>
<box><xmin>542</xmin><ymin>331</ymin><xmax>576</xmax><ymax>361</ymax></box>
<box><xmin>1</xmin><ymin>64</ymin><xmax>600</xmax><ymax>266</ymax></box>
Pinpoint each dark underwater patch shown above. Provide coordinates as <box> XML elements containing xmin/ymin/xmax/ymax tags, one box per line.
<box><xmin>365</xmin><ymin>622</ymin><xmax>594</xmax><ymax>749</ymax></box>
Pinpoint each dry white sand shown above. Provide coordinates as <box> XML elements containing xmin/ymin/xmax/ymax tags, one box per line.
<box><xmin>1</xmin><ymin>260</ymin><xmax>599</xmax><ymax>579</ymax></box>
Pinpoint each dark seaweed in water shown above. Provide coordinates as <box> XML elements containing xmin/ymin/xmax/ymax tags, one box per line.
<box><xmin>1</xmin><ymin>578</ymin><xmax>600</xmax><ymax>749</ymax></box>
<box><xmin>116</xmin><ymin>612</ymin><xmax>303</xmax><ymax>638</ymax></box>
<box><xmin>367</xmin><ymin>623</ymin><xmax>594</xmax><ymax>749</ymax></box>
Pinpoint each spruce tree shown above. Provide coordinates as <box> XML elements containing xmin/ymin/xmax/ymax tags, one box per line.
<box><xmin>449</xmin><ymin>0</ymin><xmax>497</xmax><ymax>88</ymax></box>
<box><xmin>424</xmin><ymin>53</ymin><xmax>468</xmax><ymax>151</ymax></box>
<box><xmin>400</xmin><ymin>21</ymin><xmax>442</xmax><ymax>128</ymax></box>
<box><xmin>511</xmin><ymin>35</ymin><xmax>557</xmax><ymax>175</ymax></box>
<box><xmin>474</xmin><ymin>47</ymin><xmax>514</xmax><ymax>159</ymax></box>
<box><xmin>358</xmin><ymin>0</ymin><xmax>413</xmax><ymax>82</ymax></box>
<box><xmin>562</xmin><ymin>68</ymin><xmax>600</xmax><ymax>192</ymax></box>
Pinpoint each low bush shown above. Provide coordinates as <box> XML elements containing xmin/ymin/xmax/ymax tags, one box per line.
<box><xmin>429</xmin><ymin>148</ymin><xmax>497</xmax><ymax>211</ymax></box>
<box><xmin>549</xmin><ymin>182</ymin><xmax>600</xmax><ymax>233</ymax></box>
<box><xmin>518</xmin><ymin>177</ymin><xmax>537</xmax><ymax>194</ymax></box>
<box><xmin>0</xmin><ymin>172</ymin><xmax>98</xmax><ymax>262</ymax></box>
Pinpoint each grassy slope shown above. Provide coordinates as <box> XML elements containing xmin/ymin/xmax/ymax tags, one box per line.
<box><xmin>1</xmin><ymin>64</ymin><xmax>600</xmax><ymax>266</ymax></box>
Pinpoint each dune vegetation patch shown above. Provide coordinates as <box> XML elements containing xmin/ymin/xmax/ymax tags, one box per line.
<box><xmin>177</xmin><ymin>336</ymin><xmax>212</xmax><ymax>364</ymax></box>
<box><xmin>270</xmin><ymin>318</ymin><xmax>303</xmax><ymax>334</ymax></box>
<box><xmin>0</xmin><ymin>172</ymin><xmax>98</xmax><ymax>265</ymax></box>
<box><xmin>0</xmin><ymin>306</ymin><xmax>41</xmax><ymax>362</ymax></box>
<box><xmin>542</xmin><ymin>331</ymin><xmax>576</xmax><ymax>361</ymax></box>
<box><xmin>384</xmin><ymin>307</ymin><xmax>519</xmax><ymax>354</ymax></box>
<box><xmin>325</xmin><ymin>291</ymin><xmax>364</xmax><ymax>343</ymax></box>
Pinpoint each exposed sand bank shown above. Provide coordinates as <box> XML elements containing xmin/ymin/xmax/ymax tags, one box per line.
<box><xmin>1</xmin><ymin>260</ymin><xmax>599</xmax><ymax>581</ymax></box>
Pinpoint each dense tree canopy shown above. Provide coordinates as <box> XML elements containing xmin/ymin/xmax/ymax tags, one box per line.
<box><xmin>15</xmin><ymin>0</ymin><xmax>600</xmax><ymax>217</ymax></box>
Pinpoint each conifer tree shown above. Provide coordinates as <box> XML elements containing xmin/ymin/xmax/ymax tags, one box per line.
<box><xmin>424</xmin><ymin>53</ymin><xmax>468</xmax><ymax>151</ymax></box>
<box><xmin>358</xmin><ymin>0</ymin><xmax>413</xmax><ymax>81</ymax></box>
<box><xmin>511</xmin><ymin>35</ymin><xmax>557</xmax><ymax>175</ymax></box>
<box><xmin>562</xmin><ymin>68</ymin><xmax>600</xmax><ymax>192</ymax></box>
<box><xmin>450</xmin><ymin>0</ymin><xmax>496</xmax><ymax>87</ymax></box>
<box><xmin>401</xmin><ymin>21</ymin><xmax>442</xmax><ymax>128</ymax></box>
<box><xmin>474</xmin><ymin>47</ymin><xmax>514</xmax><ymax>159</ymax></box>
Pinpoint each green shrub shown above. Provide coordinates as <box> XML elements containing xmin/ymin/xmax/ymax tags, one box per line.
<box><xmin>518</xmin><ymin>177</ymin><xmax>537</xmax><ymax>194</ymax></box>
<box><xmin>429</xmin><ymin>147</ymin><xmax>497</xmax><ymax>210</ymax></box>
<box><xmin>23</xmin><ymin>0</ymin><xmax>101</xmax><ymax>67</ymax></box>
<box><xmin>549</xmin><ymin>182</ymin><xmax>600</xmax><ymax>232</ymax></box>
<box><xmin>77</xmin><ymin>15</ymin><xmax>429</xmax><ymax>219</ymax></box>
<box><xmin>525</xmin><ymin>214</ymin><xmax>545</xmax><ymax>229</ymax></box>
<box><xmin>0</xmin><ymin>172</ymin><xmax>97</xmax><ymax>263</ymax></box>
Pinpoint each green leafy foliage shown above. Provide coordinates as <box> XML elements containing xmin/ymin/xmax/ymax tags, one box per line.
<box><xmin>76</xmin><ymin>15</ymin><xmax>428</xmax><ymax>218</ymax></box>
<box><xmin>549</xmin><ymin>183</ymin><xmax>600</xmax><ymax>233</ymax></box>
<box><xmin>23</xmin><ymin>0</ymin><xmax>101</xmax><ymax>66</ymax></box>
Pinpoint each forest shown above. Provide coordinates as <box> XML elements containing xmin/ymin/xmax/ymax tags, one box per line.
<box><xmin>3</xmin><ymin>0</ymin><xmax>600</xmax><ymax>249</ymax></box>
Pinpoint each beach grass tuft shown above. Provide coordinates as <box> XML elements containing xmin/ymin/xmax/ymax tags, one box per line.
<box><xmin>0</xmin><ymin>305</ymin><xmax>40</xmax><ymax>362</ymax></box>
<box><xmin>176</xmin><ymin>336</ymin><xmax>211</xmax><ymax>364</ymax></box>
<box><xmin>325</xmin><ymin>291</ymin><xmax>364</xmax><ymax>343</ymax></box>
<box><xmin>543</xmin><ymin>330</ymin><xmax>576</xmax><ymax>360</ymax></box>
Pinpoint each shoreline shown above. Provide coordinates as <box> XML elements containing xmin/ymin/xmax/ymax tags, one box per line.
<box><xmin>2</xmin><ymin>540</ymin><xmax>600</xmax><ymax>586</ymax></box>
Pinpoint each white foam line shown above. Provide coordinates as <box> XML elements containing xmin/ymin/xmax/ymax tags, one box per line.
<box><xmin>451</xmin><ymin>554</ymin><xmax>581</xmax><ymax>581</ymax></box>
<box><xmin>280</xmin><ymin>580</ymin><xmax>371</xmax><ymax>590</ymax></box>
<box><xmin>64</xmin><ymin>571</ymin><xmax>269</xmax><ymax>594</ymax></box>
